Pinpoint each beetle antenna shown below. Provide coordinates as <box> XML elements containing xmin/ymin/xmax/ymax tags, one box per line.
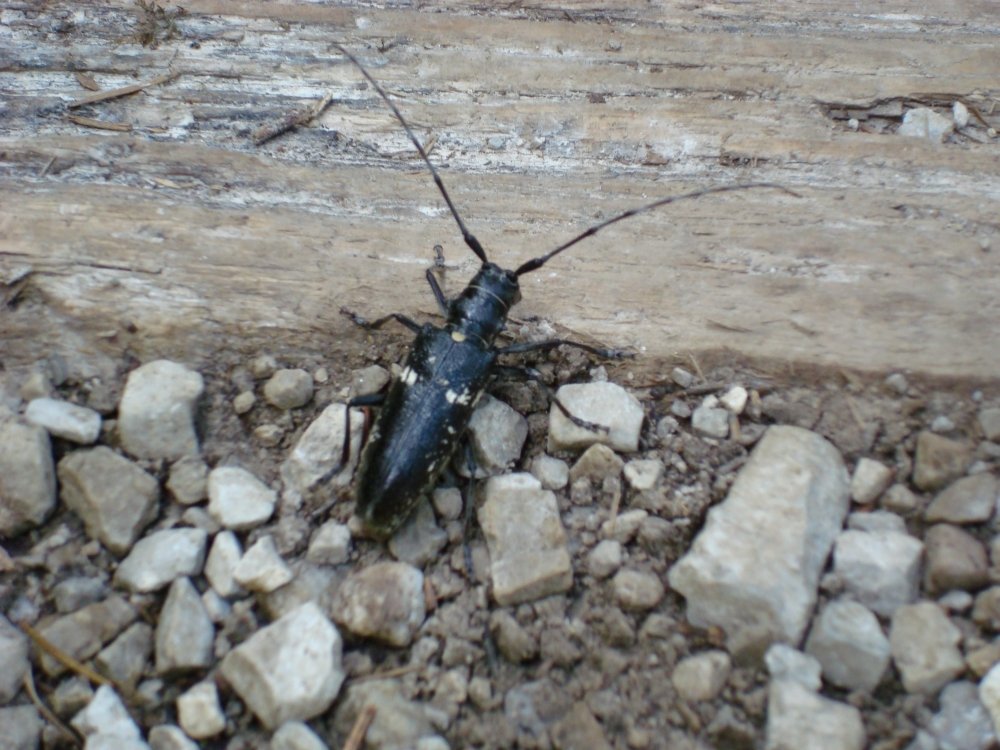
<box><xmin>334</xmin><ymin>43</ymin><xmax>488</xmax><ymax>264</ymax></box>
<box><xmin>515</xmin><ymin>182</ymin><xmax>799</xmax><ymax>276</ymax></box>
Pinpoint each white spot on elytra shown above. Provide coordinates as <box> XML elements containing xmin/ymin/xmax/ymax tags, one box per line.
<box><xmin>400</xmin><ymin>367</ymin><xmax>418</xmax><ymax>386</ymax></box>
<box><xmin>445</xmin><ymin>389</ymin><xmax>458</xmax><ymax>404</ymax></box>
<box><xmin>451</xmin><ymin>330</ymin><xmax>466</xmax><ymax>342</ymax></box>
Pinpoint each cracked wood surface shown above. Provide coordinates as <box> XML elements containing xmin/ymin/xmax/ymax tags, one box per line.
<box><xmin>1</xmin><ymin>1</ymin><xmax>998</xmax><ymax>380</ymax></box>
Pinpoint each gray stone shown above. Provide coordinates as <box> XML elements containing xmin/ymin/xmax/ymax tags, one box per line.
<box><xmin>114</xmin><ymin>527</ymin><xmax>208</xmax><ymax>592</ymax></box>
<box><xmin>550</xmin><ymin>701</ymin><xmax>612</xmax><ymax>750</ymax></box>
<box><xmin>600</xmin><ymin>508</ymin><xmax>648</xmax><ymax>543</ymax></box>
<box><xmin>271</xmin><ymin>721</ymin><xmax>329</xmax><ymax>750</ymax></box>
<box><xmin>389</xmin><ymin>497</ymin><xmax>448</xmax><ymax>567</ymax></box>
<box><xmin>52</xmin><ymin>576</ymin><xmax>107</xmax><ymax>612</ymax></box>
<box><xmin>979</xmin><ymin>662</ymin><xmax>1000</xmax><ymax>741</ymax></box>
<box><xmin>71</xmin><ymin>684</ymin><xmax>143</xmax><ymax>742</ymax></box>
<box><xmin>898</xmin><ymin>106</ymin><xmax>954</xmax><ymax>141</ymax></box>
<box><xmin>432</xmin><ymin>486</ymin><xmax>463</xmax><ymax>521</ymax></box>
<box><xmin>624</xmin><ymin>458</ymin><xmax>663</xmax><ymax>490</ymax></box>
<box><xmin>926</xmin><ymin>473</ymin><xmax>998</xmax><ymax>524</ymax></box>
<box><xmin>350</xmin><ymin>364</ymin><xmax>391</xmax><ymax>398</ymax></box>
<box><xmin>882</xmin><ymin>483</ymin><xmax>921</xmax><ymax>514</ymax></box>
<box><xmin>464</xmin><ymin>394</ymin><xmax>528</xmax><ymax>476</ymax></box>
<box><xmin>280</xmin><ymin>404</ymin><xmax>366</xmax><ymax>498</ymax></box>
<box><xmin>57</xmin><ymin>446</ymin><xmax>159</xmax><ymax>555</ymax></box>
<box><xmin>307</xmin><ymin>520</ymin><xmax>352</xmax><ymax>566</ymax></box>
<box><xmin>206</xmin><ymin>466</ymin><xmax>276</xmax><ymax>530</ymax></box>
<box><xmin>94</xmin><ymin>622</ymin><xmax>153</xmax><ymax>693</ymax></box>
<box><xmin>49</xmin><ymin>677</ymin><xmax>93</xmax><ymax>717</ymax></box>
<box><xmin>0</xmin><ymin>614</ymin><xmax>29</xmax><ymax>703</ymax></box>
<box><xmin>166</xmin><ymin>456</ymin><xmax>209</xmax><ymax>505</ymax></box>
<box><xmin>692</xmin><ymin>402</ymin><xmax>730</xmax><ymax>439</ymax></box>
<box><xmin>221</xmin><ymin>602</ymin><xmax>345</xmax><ymax>729</ymax></box>
<box><xmin>850</xmin><ymin>458</ymin><xmax>894</xmax><ymax>504</ymax></box>
<box><xmin>672</xmin><ymin>650</ymin><xmax>732</xmax><ymax>702</ymax></box>
<box><xmin>118</xmin><ymin>359</ymin><xmax>203</xmax><ymax>460</ymax></box>
<box><xmin>569</xmin><ymin>443</ymin><xmax>623</xmax><ymax>483</ymax></box>
<box><xmin>176</xmin><ymin>681</ymin><xmax>226</xmax><ymax>739</ymax></box>
<box><xmin>979</xmin><ymin>407</ymin><xmax>1000</xmax><ymax>442</ymax></box>
<box><xmin>204</xmin><ymin>530</ymin><xmax>244</xmax><ymax>598</ymax></box>
<box><xmin>913</xmin><ymin>431</ymin><xmax>972</xmax><ymax>491</ymax></box>
<box><xmin>587</xmin><ymin>539</ymin><xmax>623</xmax><ymax>579</ymax></box>
<box><xmin>530</xmin><ymin>454</ymin><xmax>569</xmax><ymax>490</ymax></box>
<box><xmin>232</xmin><ymin>390</ymin><xmax>256</xmax><ymax>415</ymax></box>
<box><xmin>846</xmin><ymin>510</ymin><xmax>906</xmax><ymax>534</ymax></box>
<box><xmin>504</xmin><ymin>678</ymin><xmax>571</xmax><ymax>739</ymax></box>
<box><xmin>668</xmin><ymin>426</ymin><xmax>849</xmax><ymax>659</ymax></box>
<box><xmin>889</xmin><ymin>601</ymin><xmax>964</xmax><ymax>694</ymax></box>
<box><xmin>0</xmin><ymin>705</ymin><xmax>42</xmax><ymax>750</ymax></box>
<box><xmin>547</xmin><ymin>381</ymin><xmax>643</xmax><ymax>453</ymax></box>
<box><xmin>929</xmin><ymin>680</ymin><xmax>996</xmax><ymax>750</ymax></box>
<box><xmin>233</xmin><ymin>535</ymin><xmax>294</xmax><ymax>593</ymax></box>
<box><xmin>36</xmin><ymin>595</ymin><xmax>137</xmax><ymax>676</ymax></box>
<box><xmin>148</xmin><ymin>725</ymin><xmax>199</xmax><ymax>750</ymax></box>
<box><xmin>833</xmin><ymin>528</ymin><xmax>923</xmax><ymax>617</ymax></box>
<box><xmin>25</xmin><ymin>397</ymin><xmax>101</xmax><ymax>444</ymax></box>
<box><xmin>332</xmin><ymin>561</ymin><xmax>425</xmax><ymax>647</ymax></box>
<box><xmin>612</xmin><ymin>569</ymin><xmax>664</xmax><ymax>612</ymax></box>
<box><xmin>973</xmin><ymin>587</ymin><xmax>1000</xmax><ymax>631</ymax></box>
<box><xmin>924</xmin><ymin>524</ymin><xmax>989</xmax><ymax>594</ymax></box>
<box><xmin>671</xmin><ymin>367</ymin><xmax>695</xmax><ymax>388</ymax></box>
<box><xmin>720</xmin><ymin>385</ymin><xmax>749</xmax><ymax>414</ymax></box>
<box><xmin>155</xmin><ymin>577</ymin><xmax>213</xmax><ymax>673</ymax></box>
<box><xmin>333</xmin><ymin>679</ymin><xmax>433</xmax><ymax>750</ymax></box>
<box><xmin>250</xmin><ymin>354</ymin><xmax>279</xmax><ymax>379</ymax></box>
<box><xmin>0</xmin><ymin>420</ymin><xmax>56</xmax><ymax>535</ymax></box>
<box><xmin>765</xmin><ymin>644</ymin><xmax>822</xmax><ymax>691</ymax></box>
<box><xmin>805</xmin><ymin>599</ymin><xmax>890</xmax><ymax>692</ymax></box>
<box><xmin>939</xmin><ymin>589</ymin><xmax>974</xmax><ymax>613</ymax></box>
<box><xmin>263</xmin><ymin>369</ymin><xmax>314</xmax><ymax>409</ymax></box>
<box><xmin>765</xmin><ymin>679</ymin><xmax>864</xmax><ymax>750</ymax></box>
<box><xmin>478</xmin><ymin>473</ymin><xmax>572</xmax><ymax>606</ymax></box>
<box><xmin>490</xmin><ymin>611</ymin><xmax>538</xmax><ymax>663</ymax></box>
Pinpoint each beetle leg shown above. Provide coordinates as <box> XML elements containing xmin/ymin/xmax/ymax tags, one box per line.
<box><xmin>497</xmin><ymin>338</ymin><xmax>633</xmax><ymax>360</ymax></box>
<box><xmin>493</xmin><ymin>364</ymin><xmax>611</xmax><ymax>434</ymax></box>
<box><xmin>425</xmin><ymin>267</ymin><xmax>449</xmax><ymax>316</ymax></box>
<box><xmin>313</xmin><ymin>392</ymin><xmax>385</xmax><ymax>488</ymax></box>
<box><xmin>340</xmin><ymin>306</ymin><xmax>422</xmax><ymax>334</ymax></box>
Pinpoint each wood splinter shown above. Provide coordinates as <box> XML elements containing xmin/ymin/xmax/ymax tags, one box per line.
<box><xmin>253</xmin><ymin>92</ymin><xmax>335</xmax><ymax>145</ymax></box>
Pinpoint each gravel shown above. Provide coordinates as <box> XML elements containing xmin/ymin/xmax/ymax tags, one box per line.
<box><xmin>3</xmin><ymin>353</ymin><xmax>1000</xmax><ymax>749</ymax></box>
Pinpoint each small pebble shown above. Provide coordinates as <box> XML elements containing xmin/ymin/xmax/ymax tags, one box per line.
<box><xmin>263</xmin><ymin>369</ymin><xmax>314</xmax><ymax>410</ymax></box>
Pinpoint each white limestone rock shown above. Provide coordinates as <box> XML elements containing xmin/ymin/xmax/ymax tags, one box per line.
<box><xmin>668</xmin><ymin>426</ymin><xmax>849</xmax><ymax>659</ymax></box>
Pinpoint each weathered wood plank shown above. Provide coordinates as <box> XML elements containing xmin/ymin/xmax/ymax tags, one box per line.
<box><xmin>1</xmin><ymin>1</ymin><xmax>998</xmax><ymax>379</ymax></box>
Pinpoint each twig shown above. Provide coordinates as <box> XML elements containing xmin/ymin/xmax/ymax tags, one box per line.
<box><xmin>66</xmin><ymin>114</ymin><xmax>133</xmax><ymax>132</ymax></box>
<box><xmin>351</xmin><ymin>663</ymin><xmax>420</xmax><ymax>683</ymax></box>
<box><xmin>22</xmin><ymin>664</ymin><xmax>83</xmax><ymax>747</ymax></box>
<box><xmin>342</xmin><ymin>705</ymin><xmax>376</xmax><ymax>750</ymax></box>
<box><xmin>67</xmin><ymin>72</ymin><xmax>178</xmax><ymax>109</ymax></box>
<box><xmin>687</xmin><ymin>352</ymin><xmax>705</xmax><ymax>380</ymax></box>
<box><xmin>18</xmin><ymin>620</ymin><xmax>114</xmax><ymax>687</ymax></box>
<box><xmin>254</xmin><ymin>92</ymin><xmax>335</xmax><ymax>145</ymax></box>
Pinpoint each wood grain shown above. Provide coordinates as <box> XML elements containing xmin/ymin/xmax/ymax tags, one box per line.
<box><xmin>2</xmin><ymin>1</ymin><xmax>998</xmax><ymax>380</ymax></box>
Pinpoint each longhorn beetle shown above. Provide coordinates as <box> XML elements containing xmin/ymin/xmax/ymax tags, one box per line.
<box><xmin>327</xmin><ymin>44</ymin><xmax>794</xmax><ymax>539</ymax></box>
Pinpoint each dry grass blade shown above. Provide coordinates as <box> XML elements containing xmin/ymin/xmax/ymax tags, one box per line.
<box><xmin>22</xmin><ymin>664</ymin><xmax>83</xmax><ymax>747</ymax></box>
<box><xmin>67</xmin><ymin>72</ymin><xmax>177</xmax><ymax>109</ymax></box>
<box><xmin>342</xmin><ymin>704</ymin><xmax>377</xmax><ymax>750</ymax></box>
<box><xmin>66</xmin><ymin>115</ymin><xmax>132</xmax><ymax>132</ymax></box>
<box><xmin>17</xmin><ymin>620</ymin><xmax>114</xmax><ymax>688</ymax></box>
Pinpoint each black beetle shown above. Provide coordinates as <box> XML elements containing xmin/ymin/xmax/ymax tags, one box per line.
<box><xmin>327</xmin><ymin>44</ymin><xmax>792</xmax><ymax>539</ymax></box>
